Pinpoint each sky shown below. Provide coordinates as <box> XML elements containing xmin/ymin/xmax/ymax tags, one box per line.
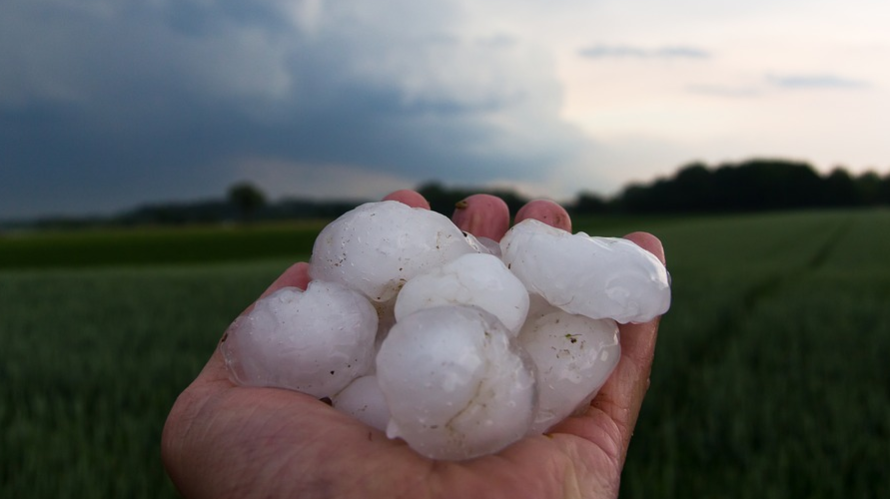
<box><xmin>2</xmin><ymin>0</ymin><xmax>890</xmax><ymax>219</ymax></box>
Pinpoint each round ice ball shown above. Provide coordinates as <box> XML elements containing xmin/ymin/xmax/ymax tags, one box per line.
<box><xmin>332</xmin><ymin>375</ymin><xmax>391</xmax><ymax>432</ymax></box>
<box><xmin>309</xmin><ymin>201</ymin><xmax>474</xmax><ymax>302</ymax></box>
<box><xmin>376</xmin><ymin>306</ymin><xmax>537</xmax><ymax>460</ymax></box>
<box><xmin>394</xmin><ymin>253</ymin><xmax>529</xmax><ymax>335</ymax></box>
<box><xmin>501</xmin><ymin>219</ymin><xmax>671</xmax><ymax>323</ymax></box>
<box><xmin>518</xmin><ymin>309</ymin><xmax>620</xmax><ymax>434</ymax></box>
<box><xmin>220</xmin><ymin>281</ymin><xmax>378</xmax><ymax>398</ymax></box>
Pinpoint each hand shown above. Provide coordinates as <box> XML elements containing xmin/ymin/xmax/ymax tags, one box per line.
<box><xmin>161</xmin><ymin>191</ymin><xmax>665</xmax><ymax>499</ymax></box>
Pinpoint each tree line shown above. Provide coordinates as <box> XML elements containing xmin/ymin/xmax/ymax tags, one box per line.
<box><xmin>8</xmin><ymin>158</ymin><xmax>890</xmax><ymax>229</ymax></box>
<box><xmin>590</xmin><ymin>159</ymin><xmax>890</xmax><ymax>215</ymax></box>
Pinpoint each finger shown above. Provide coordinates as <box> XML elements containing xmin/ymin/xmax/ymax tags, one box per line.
<box><xmin>515</xmin><ymin>199</ymin><xmax>572</xmax><ymax>232</ymax></box>
<box><xmin>382</xmin><ymin>189</ymin><xmax>431</xmax><ymax>209</ymax></box>
<box><xmin>451</xmin><ymin>194</ymin><xmax>510</xmax><ymax>240</ymax></box>
<box><xmin>586</xmin><ymin>232</ymin><xmax>666</xmax><ymax>464</ymax></box>
<box><xmin>258</xmin><ymin>262</ymin><xmax>311</xmax><ymax>299</ymax></box>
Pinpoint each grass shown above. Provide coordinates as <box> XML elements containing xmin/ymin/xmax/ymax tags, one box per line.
<box><xmin>0</xmin><ymin>221</ymin><xmax>326</xmax><ymax>270</ymax></box>
<box><xmin>2</xmin><ymin>208</ymin><xmax>889</xmax><ymax>497</ymax></box>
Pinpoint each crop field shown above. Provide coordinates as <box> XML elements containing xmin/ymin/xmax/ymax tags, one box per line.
<box><xmin>1</xmin><ymin>209</ymin><xmax>889</xmax><ymax>497</ymax></box>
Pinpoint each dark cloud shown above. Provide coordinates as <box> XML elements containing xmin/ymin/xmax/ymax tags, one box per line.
<box><xmin>0</xmin><ymin>0</ymin><xmax>586</xmax><ymax>219</ymax></box>
<box><xmin>578</xmin><ymin>44</ymin><xmax>711</xmax><ymax>60</ymax></box>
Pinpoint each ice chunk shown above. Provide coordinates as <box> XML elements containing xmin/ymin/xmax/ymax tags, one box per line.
<box><xmin>518</xmin><ymin>310</ymin><xmax>620</xmax><ymax>434</ymax></box>
<box><xmin>332</xmin><ymin>375</ymin><xmax>391</xmax><ymax>432</ymax></box>
<box><xmin>376</xmin><ymin>306</ymin><xmax>536</xmax><ymax>460</ymax></box>
<box><xmin>394</xmin><ymin>253</ymin><xmax>529</xmax><ymax>335</ymax></box>
<box><xmin>309</xmin><ymin>201</ymin><xmax>475</xmax><ymax>302</ymax></box>
<box><xmin>220</xmin><ymin>281</ymin><xmax>377</xmax><ymax>398</ymax></box>
<box><xmin>465</xmin><ymin>232</ymin><xmax>502</xmax><ymax>258</ymax></box>
<box><xmin>501</xmin><ymin>219</ymin><xmax>671</xmax><ymax>323</ymax></box>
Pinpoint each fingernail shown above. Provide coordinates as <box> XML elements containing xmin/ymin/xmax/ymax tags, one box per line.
<box><xmin>452</xmin><ymin>194</ymin><xmax>510</xmax><ymax>240</ymax></box>
<box><xmin>382</xmin><ymin>190</ymin><xmax>431</xmax><ymax>210</ymax></box>
<box><xmin>515</xmin><ymin>200</ymin><xmax>571</xmax><ymax>232</ymax></box>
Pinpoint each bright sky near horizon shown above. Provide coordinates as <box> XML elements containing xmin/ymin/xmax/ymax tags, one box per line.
<box><xmin>2</xmin><ymin>0</ymin><xmax>889</xmax><ymax>219</ymax></box>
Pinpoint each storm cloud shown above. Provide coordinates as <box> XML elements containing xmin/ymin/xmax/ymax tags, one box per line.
<box><xmin>0</xmin><ymin>0</ymin><xmax>586</xmax><ymax>218</ymax></box>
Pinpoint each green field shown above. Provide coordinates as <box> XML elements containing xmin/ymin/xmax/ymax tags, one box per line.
<box><xmin>2</xmin><ymin>209</ymin><xmax>889</xmax><ymax>497</ymax></box>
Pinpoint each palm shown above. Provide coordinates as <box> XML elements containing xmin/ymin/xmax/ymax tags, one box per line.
<box><xmin>162</xmin><ymin>193</ymin><xmax>664</xmax><ymax>499</ymax></box>
<box><xmin>164</xmin><ymin>351</ymin><xmax>625</xmax><ymax>498</ymax></box>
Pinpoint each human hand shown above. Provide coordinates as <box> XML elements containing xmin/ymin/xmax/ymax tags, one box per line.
<box><xmin>161</xmin><ymin>190</ymin><xmax>665</xmax><ymax>499</ymax></box>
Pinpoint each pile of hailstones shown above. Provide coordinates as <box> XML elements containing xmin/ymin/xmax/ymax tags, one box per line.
<box><xmin>221</xmin><ymin>200</ymin><xmax>670</xmax><ymax>461</ymax></box>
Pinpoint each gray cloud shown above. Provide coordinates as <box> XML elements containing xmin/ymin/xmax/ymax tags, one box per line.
<box><xmin>578</xmin><ymin>44</ymin><xmax>711</xmax><ymax>60</ymax></box>
<box><xmin>767</xmin><ymin>73</ymin><xmax>869</xmax><ymax>89</ymax></box>
<box><xmin>686</xmin><ymin>84</ymin><xmax>762</xmax><ymax>98</ymax></box>
<box><xmin>0</xmin><ymin>0</ymin><xmax>587</xmax><ymax>219</ymax></box>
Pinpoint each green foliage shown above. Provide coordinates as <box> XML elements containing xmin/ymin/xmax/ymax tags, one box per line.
<box><xmin>2</xmin><ymin>209</ymin><xmax>889</xmax><ymax>497</ymax></box>
<box><xmin>609</xmin><ymin>159</ymin><xmax>890</xmax><ymax>214</ymax></box>
<box><xmin>227</xmin><ymin>182</ymin><xmax>267</xmax><ymax>223</ymax></box>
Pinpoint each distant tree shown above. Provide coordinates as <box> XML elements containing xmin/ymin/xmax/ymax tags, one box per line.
<box><xmin>416</xmin><ymin>181</ymin><xmax>455</xmax><ymax>215</ymax></box>
<box><xmin>228</xmin><ymin>182</ymin><xmax>267</xmax><ymax>223</ymax></box>
<box><xmin>879</xmin><ymin>173</ymin><xmax>890</xmax><ymax>205</ymax></box>
<box><xmin>823</xmin><ymin>167</ymin><xmax>860</xmax><ymax>206</ymax></box>
<box><xmin>671</xmin><ymin>163</ymin><xmax>715</xmax><ymax>211</ymax></box>
<box><xmin>572</xmin><ymin>191</ymin><xmax>609</xmax><ymax>214</ymax></box>
<box><xmin>855</xmin><ymin>171</ymin><xmax>883</xmax><ymax>206</ymax></box>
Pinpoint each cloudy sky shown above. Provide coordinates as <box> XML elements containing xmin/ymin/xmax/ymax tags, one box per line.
<box><xmin>2</xmin><ymin>0</ymin><xmax>889</xmax><ymax>219</ymax></box>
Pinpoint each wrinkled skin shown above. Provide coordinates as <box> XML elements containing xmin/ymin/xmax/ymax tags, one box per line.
<box><xmin>162</xmin><ymin>192</ymin><xmax>665</xmax><ymax>499</ymax></box>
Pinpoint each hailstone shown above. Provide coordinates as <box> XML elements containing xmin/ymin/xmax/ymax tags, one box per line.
<box><xmin>309</xmin><ymin>201</ymin><xmax>475</xmax><ymax>302</ymax></box>
<box><xmin>518</xmin><ymin>307</ymin><xmax>620</xmax><ymax>434</ymax></box>
<box><xmin>332</xmin><ymin>375</ymin><xmax>391</xmax><ymax>432</ymax></box>
<box><xmin>376</xmin><ymin>306</ymin><xmax>537</xmax><ymax>460</ymax></box>
<box><xmin>220</xmin><ymin>281</ymin><xmax>378</xmax><ymax>398</ymax></box>
<box><xmin>222</xmin><ymin>200</ymin><xmax>672</xmax><ymax>462</ymax></box>
<box><xmin>394</xmin><ymin>253</ymin><xmax>529</xmax><ymax>335</ymax></box>
<box><xmin>465</xmin><ymin>232</ymin><xmax>502</xmax><ymax>257</ymax></box>
<box><xmin>501</xmin><ymin>219</ymin><xmax>671</xmax><ymax>323</ymax></box>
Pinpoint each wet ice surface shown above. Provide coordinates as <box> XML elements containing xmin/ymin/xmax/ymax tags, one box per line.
<box><xmin>220</xmin><ymin>281</ymin><xmax>378</xmax><ymax>398</ymax></box>
<box><xmin>377</xmin><ymin>306</ymin><xmax>536</xmax><ymax>460</ymax></box>
<box><xmin>395</xmin><ymin>253</ymin><xmax>529</xmax><ymax>335</ymax></box>
<box><xmin>309</xmin><ymin>201</ymin><xmax>474</xmax><ymax>302</ymax></box>
<box><xmin>222</xmin><ymin>201</ymin><xmax>672</xmax><ymax>461</ymax></box>
<box><xmin>518</xmin><ymin>305</ymin><xmax>620</xmax><ymax>434</ymax></box>
<box><xmin>501</xmin><ymin>219</ymin><xmax>671</xmax><ymax>324</ymax></box>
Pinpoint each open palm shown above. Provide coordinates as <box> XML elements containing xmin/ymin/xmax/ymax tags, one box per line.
<box><xmin>162</xmin><ymin>191</ymin><xmax>665</xmax><ymax>499</ymax></box>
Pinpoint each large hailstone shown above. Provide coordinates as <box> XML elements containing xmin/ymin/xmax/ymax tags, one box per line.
<box><xmin>394</xmin><ymin>253</ymin><xmax>529</xmax><ymax>335</ymax></box>
<box><xmin>376</xmin><ymin>306</ymin><xmax>537</xmax><ymax>460</ymax></box>
<box><xmin>309</xmin><ymin>201</ymin><xmax>474</xmax><ymax>302</ymax></box>
<box><xmin>221</xmin><ymin>281</ymin><xmax>378</xmax><ymax>398</ymax></box>
<box><xmin>518</xmin><ymin>306</ymin><xmax>620</xmax><ymax>434</ymax></box>
<box><xmin>501</xmin><ymin>219</ymin><xmax>671</xmax><ymax>323</ymax></box>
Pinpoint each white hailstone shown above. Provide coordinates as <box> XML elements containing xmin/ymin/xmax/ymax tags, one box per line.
<box><xmin>518</xmin><ymin>310</ymin><xmax>620</xmax><ymax>434</ymax></box>
<box><xmin>376</xmin><ymin>306</ymin><xmax>537</xmax><ymax>460</ymax></box>
<box><xmin>501</xmin><ymin>219</ymin><xmax>671</xmax><ymax>324</ymax></box>
<box><xmin>465</xmin><ymin>232</ymin><xmax>502</xmax><ymax>258</ymax></box>
<box><xmin>332</xmin><ymin>375</ymin><xmax>391</xmax><ymax>432</ymax></box>
<box><xmin>309</xmin><ymin>201</ymin><xmax>474</xmax><ymax>302</ymax></box>
<box><xmin>394</xmin><ymin>253</ymin><xmax>529</xmax><ymax>336</ymax></box>
<box><xmin>220</xmin><ymin>281</ymin><xmax>378</xmax><ymax>398</ymax></box>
